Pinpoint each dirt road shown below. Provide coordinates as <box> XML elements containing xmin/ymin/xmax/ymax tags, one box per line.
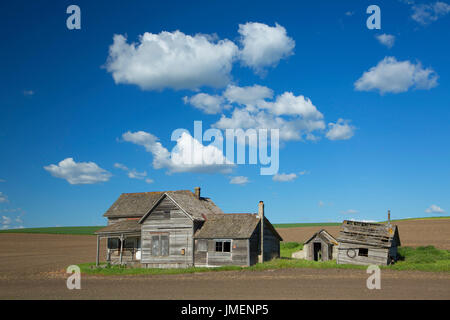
<box><xmin>1</xmin><ymin>268</ymin><xmax>449</xmax><ymax>300</ymax></box>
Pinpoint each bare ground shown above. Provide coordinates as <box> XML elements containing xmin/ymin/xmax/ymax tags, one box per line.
<box><xmin>0</xmin><ymin>219</ymin><xmax>449</xmax><ymax>300</ymax></box>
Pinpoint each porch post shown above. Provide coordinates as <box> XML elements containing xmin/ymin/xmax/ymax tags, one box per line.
<box><xmin>119</xmin><ymin>234</ymin><xmax>124</xmax><ymax>265</ymax></box>
<box><xmin>96</xmin><ymin>235</ymin><xmax>100</xmax><ymax>266</ymax></box>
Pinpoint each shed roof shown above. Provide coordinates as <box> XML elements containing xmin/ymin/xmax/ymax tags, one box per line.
<box><xmin>304</xmin><ymin>229</ymin><xmax>338</xmax><ymax>245</ymax></box>
<box><xmin>337</xmin><ymin>220</ymin><xmax>401</xmax><ymax>248</ymax></box>
<box><xmin>95</xmin><ymin>219</ymin><xmax>141</xmax><ymax>235</ymax></box>
<box><xmin>194</xmin><ymin>214</ymin><xmax>283</xmax><ymax>240</ymax></box>
<box><xmin>104</xmin><ymin>190</ymin><xmax>223</xmax><ymax>219</ymax></box>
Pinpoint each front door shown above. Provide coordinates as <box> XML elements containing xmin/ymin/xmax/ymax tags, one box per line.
<box><xmin>313</xmin><ymin>242</ymin><xmax>322</xmax><ymax>261</ymax></box>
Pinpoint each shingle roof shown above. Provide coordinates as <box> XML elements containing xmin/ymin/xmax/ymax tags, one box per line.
<box><xmin>103</xmin><ymin>190</ymin><xmax>223</xmax><ymax>219</ymax></box>
<box><xmin>304</xmin><ymin>229</ymin><xmax>338</xmax><ymax>245</ymax></box>
<box><xmin>95</xmin><ymin>219</ymin><xmax>141</xmax><ymax>235</ymax></box>
<box><xmin>337</xmin><ymin>220</ymin><xmax>401</xmax><ymax>248</ymax></box>
<box><xmin>194</xmin><ymin>214</ymin><xmax>260</xmax><ymax>239</ymax></box>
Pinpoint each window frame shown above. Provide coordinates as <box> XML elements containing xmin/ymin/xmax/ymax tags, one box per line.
<box><xmin>151</xmin><ymin>233</ymin><xmax>170</xmax><ymax>257</ymax></box>
<box><xmin>214</xmin><ymin>240</ymin><xmax>232</xmax><ymax>253</ymax></box>
<box><xmin>358</xmin><ymin>248</ymin><xmax>369</xmax><ymax>257</ymax></box>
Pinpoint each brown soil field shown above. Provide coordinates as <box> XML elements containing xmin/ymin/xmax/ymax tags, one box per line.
<box><xmin>0</xmin><ymin>219</ymin><xmax>449</xmax><ymax>299</ymax></box>
<box><xmin>277</xmin><ymin>219</ymin><xmax>450</xmax><ymax>249</ymax></box>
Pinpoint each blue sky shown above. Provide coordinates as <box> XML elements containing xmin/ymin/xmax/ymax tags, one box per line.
<box><xmin>1</xmin><ymin>0</ymin><xmax>449</xmax><ymax>228</ymax></box>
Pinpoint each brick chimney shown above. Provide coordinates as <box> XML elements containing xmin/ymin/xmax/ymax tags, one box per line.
<box><xmin>194</xmin><ymin>187</ymin><xmax>201</xmax><ymax>199</ymax></box>
<box><xmin>258</xmin><ymin>201</ymin><xmax>264</xmax><ymax>263</ymax></box>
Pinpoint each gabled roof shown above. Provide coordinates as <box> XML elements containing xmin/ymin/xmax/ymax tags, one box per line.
<box><xmin>304</xmin><ymin>229</ymin><xmax>338</xmax><ymax>245</ymax></box>
<box><xmin>103</xmin><ymin>190</ymin><xmax>223</xmax><ymax>219</ymax></box>
<box><xmin>138</xmin><ymin>191</ymin><xmax>224</xmax><ymax>222</ymax></box>
<box><xmin>194</xmin><ymin>214</ymin><xmax>283</xmax><ymax>241</ymax></box>
<box><xmin>337</xmin><ymin>220</ymin><xmax>401</xmax><ymax>248</ymax></box>
<box><xmin>95</xmin><ymin>219</ymin><xmax>141</xmax><ymax>235</ymax></box>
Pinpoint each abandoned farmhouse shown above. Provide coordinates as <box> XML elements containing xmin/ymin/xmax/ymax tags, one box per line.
<box><xmin>95</xmin><ymin>187</ymin><xmax>282</xmax><ymax>268</ymax></box>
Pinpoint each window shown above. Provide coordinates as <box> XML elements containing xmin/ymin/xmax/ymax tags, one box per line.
<box><xmin>215</xmin><ymin>240</ymin><xmax>231</xmax><ymax>253</ymax></box>
<box><xmin>358</xmin><ymin>248</ymin><xmax>369</xmax><ymax>257</ymax></box>
<box><xmin>197</xmin><ymin>240</ymin><xmax>207</xmax><ymax>252</ymax></box>
<box><xmin>107</xmin><ymin>238</ymin><xmax>120</xmax><ymax>250</ymax></box>
<box><xmin>151</xmin><ymin>234</ymin><xmax>169</xmax><ymax>256</ymax></box>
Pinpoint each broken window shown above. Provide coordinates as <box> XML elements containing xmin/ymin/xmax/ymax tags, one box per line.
<box><xmin>358</xmin><ymin>248</ymin><xmax>369</xmax><ymax>257</ymax></box>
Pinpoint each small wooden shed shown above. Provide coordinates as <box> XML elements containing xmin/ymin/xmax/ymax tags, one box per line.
<box><xmin>336</xmin><ymin>220</ymin><xmax>401</xmax><ymax>266</ymax></box>
<box><xmin>291</xmin><ymin>229</ymin><xmax>338</xmax><ymax>261</ymax></box>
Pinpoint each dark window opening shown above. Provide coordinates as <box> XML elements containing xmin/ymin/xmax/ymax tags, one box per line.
<box><xmin>215</xmin><ymin>240</ymin><xmax>231</xmax><ymax>253</ymax></box>
<box><xmin>358</xmin><ymin>248</ymin><xmax>369</xmax><ymax>257</ymax></box>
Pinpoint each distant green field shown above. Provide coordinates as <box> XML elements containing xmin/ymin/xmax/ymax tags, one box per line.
<box><xmin>0</xmin><ymin>226</ymin><xmax>104</xmax><ymax>235</ymax></box>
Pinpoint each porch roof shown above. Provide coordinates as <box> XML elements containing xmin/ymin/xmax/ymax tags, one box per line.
<box><xmin>95</xmin><ymin>220</ymin><xmax>141</xmax><ymax>235</ymax></box>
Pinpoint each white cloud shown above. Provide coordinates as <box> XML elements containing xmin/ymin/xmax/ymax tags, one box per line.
<box><xmin>238</xmin><ymin>22</ymin><xmax>295</xmax><ymax>73</ymax></box>
<box><xmin>354</xmin><ymin>57</ymin><xmax>438</xmax><ymax>94</ymax></box>
<box><xmin>183</xmin><ymin>93</ymin><xmax>225</xmax><ymax>114</ymax></box>
<box><xmin>425</xmin><ymin>204</ymin><xmax>445</xmax><ymax>213</ymax></box>
<box><xmin>106</xmin><ymin>31</ymin><xmax>238</xmax><ymax>90</ymax></box>
<box><xmin>272</xmin><ymin>172</ymin><xmax>297</xmax><ymax>182</ymax></box>
<box><xmin>326</xmin><ymin>119</ymin><xmax>355</xmax><ymax>141</ymax></box>
<box><xmin>114</xmin><ymin>163</ymin><xmax>150</xmax><ymax>181</ymax></box>
<box><xmin>145</xmin><ymin>178</ymin><xmax>154</xmax><ymax>184</ymax></box>
<box><xmin>341</xmin><ymin>209</ymin><xmax>359</xmax><ymax>215</ymax></box>
<box><xmin>122</xmin><ymin>131</ymin><xmax>234</xmax><ymax>174</ymax></box>
<box><xmin>1</xmin><ymin>215</ymin><xmax>11</xmax><ymax>225</ymax></box>
<box><xmin>44</xmin><ymin>158</ymin><xmax>112</xmax><ymax>185</ymax></box>
<box><xmin>376</xmin><ymin>34</ymin><xmax>395</xmax><ymax>48</ymax></box>
<box><xmin>260</xmin><ymin>92</ymin><xmax>324</xmax><ymax>119</ymax></box>
<box><xmin>223</xmin><ymin>84</ymin><xmax>273</xmax><ymax>109</ymax></box>
<box><xmin>23</xmin><ymin>90</ymin><xmax>35</xmax><ymax>96</ymax></box>
<box><xmin>0</xmin><ymin>179</ymin><xmax>5</xmax><ymax>182</ymax></box>
<box><xmin>345</xmin><ymin>11</ymin><xmax>355</xmax><ymax>16</ymax></box>
<box><xmin>318</xmin><ymin>201</ymin><xmax>325</xmax><ymax>207</ymax></box>
<box><xmin>0</xmin><ymin>192</ymin><xmax>8</xmax><ymax>203</ymax></box>
<box><xmin>213</xmin><ymin>86</ymin><xmax>327</xmax><ymax>142</ymax></box>
<box><xmin>411</xmin><ymin>1</ymin><xmax>450</xmax><ymax>25</ymax></box>
<box><xmin>229</xmin><ymin>176</ymin><xmax>249</xmax><ymax>185</ymax></box>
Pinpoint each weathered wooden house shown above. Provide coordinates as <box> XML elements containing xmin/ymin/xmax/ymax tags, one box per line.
<box><xmin>336</xmin><ymin>219</ymin><xmax>401</xmax><ymax>266</ymax></box>
<box><xmin>94</xmin><ymin>188</ymin><xmax>282</xmax><ymax>268</ymax></box>
<box><xmin>292</xmin><ymin>229</ymin><xmax>338</xmax><ymax>261</ymax></box>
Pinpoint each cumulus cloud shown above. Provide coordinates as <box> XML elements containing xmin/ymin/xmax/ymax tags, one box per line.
<box><xmin>376</xmin><ymin>34</ymin><xmax>395</xmax><ymax>48</ymax></box>
<box><xmin>272</xmin><ymin>172</ymin><xmax>297</xmax><ymax>182</ymax></box>
<box><xmin>44</xmin><ymin>158</ymin><xmax>112</xmax><ymax>185</ymax></box>
<box><xmin>122</xmin><ymin>131</ymin><xmax>233</xmax><ymax>174</ymax></box>
<box><xmin>183</xmin><ymin>93</ymin><xmax>226</xmax><ymax>114</ymax></box>
<box><xmin>326</xmin><ymin>119</ymin><xmax>355</xmax><ymax>141</ymax></box>
<box><xmin>211</xmin><ymin>85</ymin><xmax>327</xmax><ymax>142</ymax></box>
<box><xmin>354</xmin><ymin>57</ymin><xmax>438</xmax><ymax>94</ymax></box>
<box><xmin>238</xmin><ymin>22</ymin><xmax>295</xmax><ymax>73</ymax></box>
<box><xmin>105</xmin><ymin>31</ymin><xmax>238</xmax><ymax>90</ymax></box>
<box><xmin>425</xmin><ymin>204</ymin><xmax>445</xmax><ymax>213</ymax></box>
<box><xmin>0</xmin><ymin>192</ymin><xmax>9</xmax><ymax>203</ymax></box>
<box><xmin>223</xmin><ymin>84</ymin><xmax>274</xmax><ymax>109</ymax></box>
<box><xmin>2</xmin><ymin>215</ymin><xmax>11</xmax><ymax>225</ymax></box>
<box><xmin>229</xmin><ymin>176</ymin><xmax>249</xmax><ymax>185</ymax></box>
<box><xmin>411</xmin><ymin>1</ymin><xmax>450</xmax><ymax>25</ymax></box>
<box><xmin>114</xmin><ymin>163</ymin><xmax>151</xmax><ymax>182</ymax></box>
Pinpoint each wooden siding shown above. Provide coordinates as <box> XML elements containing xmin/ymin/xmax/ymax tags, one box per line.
<box><xmin>337</xmin><ymin>243</ymin><xmax>390</xmax><ymax>265</ymax></box>
<box><xmin>249</xmin><ymin>220</ymin><xmax>280</xmax><ymax>264</ymax></box>
<box><xmin>197</xmin><ymin>239</ymin><xmax>249</xmax><ymax>267</ymax></box>
<box><xmin>141</xmin><ymin>196</ymin><xmax>194</xmax><ymax>268</ymax></box>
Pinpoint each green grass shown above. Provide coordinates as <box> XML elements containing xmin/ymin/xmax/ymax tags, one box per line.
<box><xmin>0</xmin><ymin>226</ymin><xmax>104</xmax><ymax>235</ymax></box>
<box><xmin>79</xmin><ymin>243</ymin><xmax>450</xmax><ymax>276</ymax></box>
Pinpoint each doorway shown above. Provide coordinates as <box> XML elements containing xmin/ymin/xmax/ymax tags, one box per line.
<box><xmin>313</xmin><ymin>242</ymin><xmax>322</xmax><ymax>261</ymax></box>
